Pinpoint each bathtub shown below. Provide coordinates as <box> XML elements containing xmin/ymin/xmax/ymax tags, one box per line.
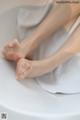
<box><xmin>0</xmin><ymin>0</ymin><xmax>80</xmax><ymax>120</ymax></box>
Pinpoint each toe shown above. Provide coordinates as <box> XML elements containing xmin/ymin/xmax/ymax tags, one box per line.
<box><xmin>8</xmin><ymin>39</ymin><xmax>20</xmax><ymax>48</ymax></box>
<box><xmin>16</xmin><ymin>59</ymin><xmax>32</xmax><ymax>80</ymax></box>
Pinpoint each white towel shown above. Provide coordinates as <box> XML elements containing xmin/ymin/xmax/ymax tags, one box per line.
<box><xmin>17</xmin><ymin>4</ymin><xmax>80</xmax><ymax>94</ymax></box>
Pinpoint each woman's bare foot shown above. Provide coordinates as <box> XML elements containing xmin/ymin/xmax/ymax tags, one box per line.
<box><xmin>3</xmin><ymin>39</ymin><xmax>33</xmax><ymax>61</ymax></box>
<box><xmin>3</xmin><ymin>39</ymin><xmax>24</xmax><ymax>61</ymax></box>
<box><xmin>16</xmin><ymin>58</ymin><xmax>50</xmax><ymax>80</ymax></box>
<box><xmin>16</xmin><ymin>56</ymin><xmax>60</xmax><ymax>80</ymax></box>
<box><xmin>16</xmin><ymin>58</ymin><xmax>32</xmax><ymax>80</ymax></box>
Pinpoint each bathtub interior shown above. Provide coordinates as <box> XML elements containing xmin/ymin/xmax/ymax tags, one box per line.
<box><xmin>0</xmin><ymin>0</ymin><xmax>80</xmax><ymax>118</ymax></box>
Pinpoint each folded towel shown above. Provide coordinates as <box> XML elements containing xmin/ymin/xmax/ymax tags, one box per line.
<box><xmin>17</xmin><ymin>3</ymin><xmax>80</xmax><ymax>94</ymax></box>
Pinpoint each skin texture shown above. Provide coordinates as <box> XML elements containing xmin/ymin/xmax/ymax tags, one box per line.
<box><xmin>2</xmin><ymin>39</ymin><xmax>33</xmax><ymax>61</ymax></box>
<box><xmin>2</xmin><ymin>3</ymin><xmax>80</xmax><ymax>80</ymax></box>
<box><xmin>16</xmin><ymin>26</ymin><xmax>80</xmax><ymax>79</ymax></box>
<box><xmin>3</xmin><ymin>4</ymin><xmax>80</xmax><ymax>61</ymax></box>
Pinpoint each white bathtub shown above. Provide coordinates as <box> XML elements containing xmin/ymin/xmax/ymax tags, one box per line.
<box><xmin>0</xmin><ymin>0</ymin><xmax>80</xmax><ymax>120</ymax></box>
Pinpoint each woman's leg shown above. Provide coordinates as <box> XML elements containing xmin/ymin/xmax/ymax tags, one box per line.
<box><xmin>16</xmin><ymin>25</ymin><xmax>80</xmax><ymax>80</ymax></box>
<box><xmin>3</xmin><ymin>3</ymin><xmax>80</xmax><ymax>61</ymax></box>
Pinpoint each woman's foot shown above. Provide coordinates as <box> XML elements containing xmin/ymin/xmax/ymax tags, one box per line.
<box><xmin>3</xmin><ymin>39</ymin><xmax>24</xmax><ymax>61</ymax></box>
<box><xmin>16</xmin><ymin>58</ymin><xmax>32</xmax><ymax>80</ymax></box>
<box><xmin>3</xmin><ymin>39</ymin><xmax>33</xmax><ymax>61</ymax></box>
<box><xmin>16</xmin><ymin>57</ymin><xmax>52</xmax><ymax>80</ymax></box>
